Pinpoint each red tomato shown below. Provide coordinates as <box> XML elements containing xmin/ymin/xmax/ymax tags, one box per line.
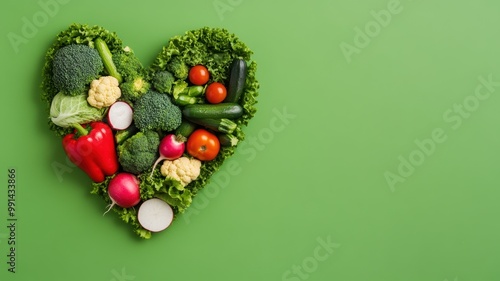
<box><xmin>189</xmin><ymin>65</ymin><xmax>210</xmax><ymax>85</ymax></box>
<box><xmin>186</xmin><ymin>129</ymin><xmax>220</xmax><ymax>161</ymax></box>
<box><xmin>205</xmin><ymin>82</ymin><xmax>227</xmax><ymax>104</ymax></box>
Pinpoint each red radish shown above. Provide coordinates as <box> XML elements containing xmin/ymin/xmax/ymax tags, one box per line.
<box><xmin>149</xmin><ymin>134</ymin><xmax>185</xmax><ymax>177</ymax></box>
<box><xmin>103</xmin><ymin>173</ymin><xmax>141</xmax><ymax>215</ymax></box>
<box><xmin>138</xmin><ymin>198</ymin><xmax>174</xmax><ymax>232</ymax></box>
<box><xmin>107</xmin><ymin>101</ymin><xmax>133</xmax><ymax>130</ymax></box>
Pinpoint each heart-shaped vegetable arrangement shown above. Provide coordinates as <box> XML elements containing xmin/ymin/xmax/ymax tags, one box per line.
<box><xmin>41</xmin><ymin>24</ymin><xmax>259</xmax><ymax>239</ymax></box>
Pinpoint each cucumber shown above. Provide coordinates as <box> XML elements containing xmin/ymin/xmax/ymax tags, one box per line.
<box><xmin>218</xmin><ymin>133</ymin><xmax>239</xmax><ymax>147</ymax></box>
<box><xmin>224</xmin><ymin>59</ymin><xmax>247</xmax><ymax>103</ymax></box>
<box><xmin>182</xmin><ymin>103</ymin><xmax>243</xmax><ymax>119</ymax></box>
<box><xmin>173</xmin><ymin>95</ymin><xmax>200</xmax><ymax>106</ymax></box>
<box><xmin>94</xmin><ymin>38</ymin><xmax>122</xmax><ymax>83</ymax></box>
<box><xmin>187</xmin><ymin>118</ymin><xmax>237</xmax><ymax>134</ymax></box>
<box><xmin>185</xmin><ymin>85</ymin><xmax>205</xmax><ymax>97</ymax></box>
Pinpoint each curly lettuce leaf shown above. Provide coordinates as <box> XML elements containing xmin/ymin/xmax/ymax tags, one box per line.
<box><xmin>138</xmin><ymin>171</ymin><xmax>193</xmax><ymax>213</ymax></box>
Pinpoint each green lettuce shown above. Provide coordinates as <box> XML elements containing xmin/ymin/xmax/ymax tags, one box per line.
<box><xmin>138</xmin><ymin>170</ymin><xmax>193</xmax><ymax>213</ymax></box>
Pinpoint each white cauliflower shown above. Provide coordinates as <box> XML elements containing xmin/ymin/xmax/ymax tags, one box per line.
<box><xmin>161</xmin><ymin>157</ymin><xmax>201</xmax><ymax>186</ymax></box>
<box><xmin>87</xmin><ymin>76</ymin><xmax>121</xmax><ymax>108</ymax></box>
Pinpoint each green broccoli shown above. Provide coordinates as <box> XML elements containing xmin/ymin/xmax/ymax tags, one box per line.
<box><xmin>120</xmin><ymin>77</ymin><xmax>150</xmax><ymax>101</ymax></box>
<box><xmin>152</xmin><ymin>71</ymin><xmax>175</xmax><ymax>94</ymax></box>
<box><xmin>166</xmin><ymin>57</ymin><xmax>189</xmax><ymax>80</ymax></box>
<box><xmin>115</xmin><ymin>124</ymin><xmax>139</xmax><ymax>145</ymax></box>
<box><xmin>113</xmin><ymin>48</ymin><xmax>150</xmax><ymax>101</ymax></box>
<box><xmin>52</xmin><ymin>44</ymin><xmax>104</xmax><ymax>95</ymax></box>
<box><xmin>133</xmin><ymin>90</ymin><xmax>182</xmax><ymax>132</ymax></box>
<box><xmin>112</xmin><ymin>48</ymin><xmax>143</xmax><ymax>80</ymax></box>
<box><xmin>118</xmin><ymin>131</ymin><xmax>160</xmax><ymax>175</ymax></box>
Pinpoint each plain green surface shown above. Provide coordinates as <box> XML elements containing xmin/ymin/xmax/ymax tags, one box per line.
<box><xmin>1</xmin><ymin>0</ymin><xmax>500</xmax><ymax>280</ymax></box>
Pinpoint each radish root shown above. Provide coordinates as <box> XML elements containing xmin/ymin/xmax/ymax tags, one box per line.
<box><xmin>103</xmin><ymin>201</ymin><xmax>116</xmax><ymax>216</ymax></box>
<box><xmin>149</xmin><ymin>157</ymin><xmax>166</xmax><ymax>178</ymax></box>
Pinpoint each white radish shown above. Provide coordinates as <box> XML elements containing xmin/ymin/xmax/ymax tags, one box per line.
<box><xmin>104</xmin><ymin>173</ymin><xmax>141</xmax><ymax>215</ymax></box>
<box><xmin>107</xmin><ymin>101</ymin><xmax>133</xmax><ymax>130</ymax></box>
<box><xmin>149</xmin><ymin>134</ymin><xmax>185</xmax><ymax>177</ymax></box>
<box><xmin>137</xmin><ymin>198</ymin><xmax>174</xmax><ymax>232</ymax></box>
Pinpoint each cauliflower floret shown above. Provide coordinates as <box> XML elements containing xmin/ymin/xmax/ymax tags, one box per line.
<box><xmin>160</xmin><ymin>157</ymin><xmax>201</xmax><ymax>186</ymax></box>
<box><xmin>87</xmin><ymin>76</ymin><xmax>121</xmax><ymax>108</ymax></box>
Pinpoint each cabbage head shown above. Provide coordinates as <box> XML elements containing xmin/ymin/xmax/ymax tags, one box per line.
<box><xmin>50</xmin><ymin>92</ymin><xmax>104</xmax><ymax>128</ymax></box>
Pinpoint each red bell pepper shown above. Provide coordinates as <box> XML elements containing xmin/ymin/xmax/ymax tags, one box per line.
<box><xmin>62</xmin><ymin>122</ymin><xmax>119</xmax><ymax>183</ymax></box>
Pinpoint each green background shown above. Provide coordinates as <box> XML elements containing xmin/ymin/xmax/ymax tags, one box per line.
<box><xmin>1</xmin><ymin>0</ymin><xmax>500</xmax><ymax>280</ymax></box>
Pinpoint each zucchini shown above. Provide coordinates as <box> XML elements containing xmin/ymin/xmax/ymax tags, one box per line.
<box><xmin>224</xmin><ymin>59</ymin><xmax>247</xmax><ymax>103</ymax></box>
<box><xmin>218</xmin><ymin>133</ymin><xmax>239</xmax><ymax>147</ymax></box>
<box><xmin>182</xmin><ymin>103</ymin><xmax>243</xmax><ymax>119</ymax></box>
<box><xmin>187</xmin><ymin>118</ymin><xmax>237</xmax><ymax>134</ymax></box>
<box><xmin>175</xmin><ymin>120</ymin><xmax>197</xmax><ymax>140</ymax></box>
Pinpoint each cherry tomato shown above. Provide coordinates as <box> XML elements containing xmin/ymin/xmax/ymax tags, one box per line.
<box><xmin>205</xmin><ymin>82</ymin><xmax>227</xmax><ymax>104</ymax></box>
<box><xmin>189</xmin><ymin>65</ymin><xmax>210</xmax><ymax>85</ymax></box>
<box><xmin>186</xmin><ymin>129</ymin><xmax>220</xmax><ymax>161</ymax></box>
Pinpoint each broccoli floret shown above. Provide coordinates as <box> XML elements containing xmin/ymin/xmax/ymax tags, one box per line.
<box><xmin>115</xmin><ymin>124</ymin><xmax>139</xmax><ymax>145</ymax></box>
<box><xmin>133</xmin><ymin>90</ymin><xmax>182</xmax><ymax>132</ymax></box>
<box><xmin>120</xmin><ymin>77</ymin><xmax>150</xmax><ymax>101</ymax></box>
<box><xmin>166</xmin><ymin>57</ymin><xmax>189</xmax><ymax>80</ymax></box>
<box><xmin>152</xmin><ymin>71</ymin><xmax>175</xmax><ymax>94</ymax></box>
<box><xmin>113</xmin><ymin>48</ymin><xmax>150</xmax><ymax>101</ymax></box>
<box><xmin>52</xmin><ymin>44</ymin><xmax>104</xmax><ymax>95</ymax></box>
<box><xmin>112</xmin><ymin>48</ymin><xmax>143</xmax><ymax>81</ymax></box>
<box><xmin>118</xmin><ymin>131</ymin><xmax>160</xmax><ymax>175</ymax></box>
